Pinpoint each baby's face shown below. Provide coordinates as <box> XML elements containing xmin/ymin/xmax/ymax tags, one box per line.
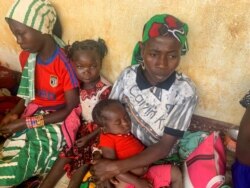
<box><xmin>102</xmin><ymin>104</ymin><xmax>131</xmax><ymax>135</ymax></box>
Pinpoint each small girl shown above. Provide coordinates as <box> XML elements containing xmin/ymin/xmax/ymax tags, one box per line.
<box><xmin>40</xmin><ymin>39</ymin><xmax>112</xmax><ymax>188</ymax></box>
<box><xmin>92</xmin><ymin>99</ymin><xmax>182</xmax><ymax>188</ymax></box>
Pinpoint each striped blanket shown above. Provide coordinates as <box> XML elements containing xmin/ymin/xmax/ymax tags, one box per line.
<box><xmin>0</xmin><ymin>110</ymin><xmax>64</xmax><ymax>186</ymax></box>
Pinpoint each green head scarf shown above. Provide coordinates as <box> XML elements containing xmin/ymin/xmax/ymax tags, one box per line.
<box><xmin>131</xmin><ymin>14</ymin><xmax>188</xmax><ymax>65</ymax></box>
<box><xmin>5</xmin><ymin>0</ymin><xmax>65</xmax><ymax>105</ymax></box>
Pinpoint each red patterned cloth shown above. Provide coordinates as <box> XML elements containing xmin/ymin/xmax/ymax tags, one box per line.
<box><xmin>60</xmin><ymin>122</ymin><xmax>99</xmax><ymax>178</ymax></box>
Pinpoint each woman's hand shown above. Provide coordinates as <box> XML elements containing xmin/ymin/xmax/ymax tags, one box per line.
<box><xmin>0</xmin><ymin>113</ymin><xmax>18</xmax><ymax>127</ymax></box>
<box><xmin>0</xmin><ymin>118</ymin><xmax>26</xmax><ymax>137</ymax></box>
<box><xmin>75</xmin><ymin>137</ymin><xmax>89</xmax><ymax>148</ymax></box>
<box><xmin>91</xmin><ymin>159</ymin><xmax>121</xmax><ymax>183</ymax></box>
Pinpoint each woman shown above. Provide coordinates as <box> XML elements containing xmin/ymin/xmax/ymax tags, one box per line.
<box><xmin>92</xmin><ymin>14</ymin><xmax>198</xmax><ymax>187</ymax></box>
<box><xmin>0</xmin><ymin>0</ymin><xmax>79</xmax><ymax>186</ymax></box>
<box><xmin>232</xmin><ymin>90</ymin><xmax>250</xmax><ymax>187</ymax></box>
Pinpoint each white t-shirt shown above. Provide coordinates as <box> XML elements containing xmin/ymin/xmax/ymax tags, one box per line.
<box><xmin>110</xmin><ymin>65</ymin><xmax>198</xmax><ymax>150</ymax></box>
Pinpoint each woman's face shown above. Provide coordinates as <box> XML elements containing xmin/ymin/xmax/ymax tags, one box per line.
<box><xmin>7</xmin><ymin>19</ymin><xmax>45</xmax><ymax>53</ymax></box>
<box><xmin>140</xmin><ymin>35</ymin><xmax>181</xmax><ymax>85</ymax></box>
<box><xmin>72</xmin><ymin>50</ymin><xmax>101</xmax><ymax>85</ymax></box>
<box><xmin>102</xmin><ymin>103</ymin><xmax>131</xmax><ymax>135</ymax></box>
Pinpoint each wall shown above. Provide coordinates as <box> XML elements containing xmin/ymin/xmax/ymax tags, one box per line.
<box><xmin>0</xmin><ymin>0</ymin><xmax>250</xmax><ymax>125</ymax></box>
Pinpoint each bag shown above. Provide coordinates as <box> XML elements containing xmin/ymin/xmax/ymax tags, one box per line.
<box><xmin>183</xmin><ymin>131</ymin><xmax>226</xmax><ymax>188</ymax></box>
<box><xmin>179</xmin><ymin>131</ymin><xmax>209</xmax><ymax>160</ymax></box>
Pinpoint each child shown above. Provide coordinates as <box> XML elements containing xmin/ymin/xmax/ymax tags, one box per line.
<box><xmin>92</xmin><ymin>99</ymin><xmax>183</xmax><ymax>188</ymax></box>
<box><xmin>92</xmin><ymin>14</ymin><xmax>197</xmax><ymax>188</ymax></box>
<box><xmin>40</xmin><ymin>39</ymin><xmax>112</xmax><ymax>188</ymax></box>
<box><xmin>232</xmin><ymin>90</ymin><xmax>250</xmax><ymax>187</ymax></box>
<box><xmin>0</xmin><ymin>0</ymin><xmax>79</xmax><ymax>186</ymax></box>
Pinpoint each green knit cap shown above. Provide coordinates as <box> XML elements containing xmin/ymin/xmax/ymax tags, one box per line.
<box><xmin>5</xmin><ymin>0</ymin><xmax>64</xmax><ymax>105</ymax></box>
<box><xmin>131</xmin><ymin>14</ymin><xmax>189</xmax><ymax>65</ymax></box>
<box><xmin>6</xmin><ymin>0</ymin><xmax>57</xmax><ymax>34</ymax></box>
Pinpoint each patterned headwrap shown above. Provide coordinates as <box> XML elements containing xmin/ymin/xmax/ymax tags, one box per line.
<box><xmin>5</xmin><ymin>0</ymin><xmax>65</xmax><ymax>105</ymax></box>
<box><xmin>131</xmin><ymin>14</ymin><xmax>188</xmax><ymax>65</ymax></box>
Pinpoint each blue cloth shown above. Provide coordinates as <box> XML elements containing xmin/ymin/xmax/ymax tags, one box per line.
<box><xmin>232</xmin><ymin>160</ymin><xmax>250</xmax><ymax>188</ymax></box>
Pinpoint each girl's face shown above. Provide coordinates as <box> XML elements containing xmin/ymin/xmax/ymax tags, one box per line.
<box><xmin>72</xmin><ymin>50</ymin><xmax>101</xmax><ymax>85</ymax></box>
<box><xmin>7</xmin><ymin>19</ymin><xmax>45</xmax><ymax>53</ymax></box>
<box><xmin>140</xmin><ymin>35</ymin><xmax>181</xmax><ymax>85</ymax></box>
<box><xmin>102</xmin><ymin>103</ymin><xmax>131</xmax><ymax>135</ymax></box>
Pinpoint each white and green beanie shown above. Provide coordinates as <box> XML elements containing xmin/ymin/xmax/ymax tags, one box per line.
<box><xmin>5</xmin><ymin>0</ymin><xmax>64</xmax><ymax>105</ymax></box>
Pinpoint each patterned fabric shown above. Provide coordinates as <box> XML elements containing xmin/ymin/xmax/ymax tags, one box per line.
<box><xmin>240</xmin><ymin>90</ymin><xmax>250</xmax><ymax>108</ymax></box>
<box><xmin>6</xmin><ymin>0</ymin><xmax>57</xmax><ymax>34</ymax></box>
<box><xmin>60</xmin><ymin>76</ymin><xmax>112</xmax><ymax>177</ymax></box>
<box><xmin>109</xmin><ymin>64</ymin><xmax>197</xmax><ymax>154</ymax></box>
<box><xmin>99</xmin><ymin>132</ymin><xmax>145</xmax><ymax>160</ymax></box>
<box><xmin>131</xmin><ymin>14</ymin><xmax>189</xmax><ymax>65</ymax></box>
<box><xmin>60</xmin><ymin>122</ymin><xmax>98</xmax><ymax>178</ymax></box>
<box><xmin>0</xmin><ymin>109</ymin><xmax>64</xmax><ymax>186</ymax></box>
<box><xmin>5</xmin><ymin>0</ymin><xmax>65</xmax><ymax>105</ymax></box>
<box><xmin>80</xmin><ymin>76</ymin><xmax>112</xmax><ymax>121</ymax></box>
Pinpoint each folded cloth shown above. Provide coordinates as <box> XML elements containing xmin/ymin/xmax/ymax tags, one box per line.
<box><xmin>61</xmin><ymin>106</ymin><xmax>82</xmax><ymax>149</ymax></box>
<box><xmin>21</xmin><ymin>103</ymin><xmax>40</xmax><ymax>118</ymax></box>
<box><xmin>126</xmin><ymin>165</ymin><xmax>171</xmax><ymax>188</ymax></box>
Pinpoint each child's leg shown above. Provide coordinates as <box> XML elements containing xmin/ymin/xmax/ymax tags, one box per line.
<box><xmin>40</xmin><ymin>157</ymin><xmax>72</xmax><ymax>188</ymax></box>
<box><xmin>170</xmin><ymin>165</ymin><xmax>182</xmax><ymax>188</ymax></box>
<box><xmin>68</xmin><ymin>164</ymin><xmax>89</xmax><ymax>188</ymax></box>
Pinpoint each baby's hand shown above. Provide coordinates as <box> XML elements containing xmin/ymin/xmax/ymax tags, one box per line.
<box><xmin>75</xmin><ymin>137</ymin><xmax>88</xmax><ymax>147</ymax></box>
<box><xmin>134</xmin><ymin>178</ymin><xmax>152</xmax><ymax>188</ymax></box>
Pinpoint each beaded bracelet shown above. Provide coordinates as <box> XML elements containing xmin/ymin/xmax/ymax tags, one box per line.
<box><xmin>26</xmin><ymin>115</ymin><xmax>45</xmax><ymax>129</ymax></box>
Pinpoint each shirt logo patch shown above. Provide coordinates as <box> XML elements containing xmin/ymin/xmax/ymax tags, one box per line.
<box><xmin>50</xmin><ymin>75</ymin><xmax>58</xmax><ymax>87</ymax></box>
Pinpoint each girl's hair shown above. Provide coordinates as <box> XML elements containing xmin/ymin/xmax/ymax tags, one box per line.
<box><xmin>66</xmin><ymin>38</ymin><xmax>108</xmax><ymax>61</ymax></box>
<box><xmin>92</xmin><ymin>99</ymin><xmax>123</xmax><ymax>126</ymax></box>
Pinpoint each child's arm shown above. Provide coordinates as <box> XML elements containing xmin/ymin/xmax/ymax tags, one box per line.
<box><xmin>41</xmin><ymin>88</ymin><xmax>79</xmax><ymax>124</ymax></box>
<box><xmin>0</xmin><ymin>88</ymin><xmax>79</xmax><ymax>135</ymax></box>
<box><xmin>93</xmin><ymin>134</ymin><xmax>178</xmax><ymax>182</ymax></box>
<box><xmin>75</xmin><ymin>128</ymin><xmax>101</xmax><ymax>147</ymax></box>
<box><xmin>101</xmin><ymin>147</ymin><xmax>152</xmax><ymax>188</ymax></box>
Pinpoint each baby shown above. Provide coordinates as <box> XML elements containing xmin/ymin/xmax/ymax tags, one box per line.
<box><xmin>92</xmin><ymin>99</ymin><xmax>182</xmax><ymax>188</ymax></box>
